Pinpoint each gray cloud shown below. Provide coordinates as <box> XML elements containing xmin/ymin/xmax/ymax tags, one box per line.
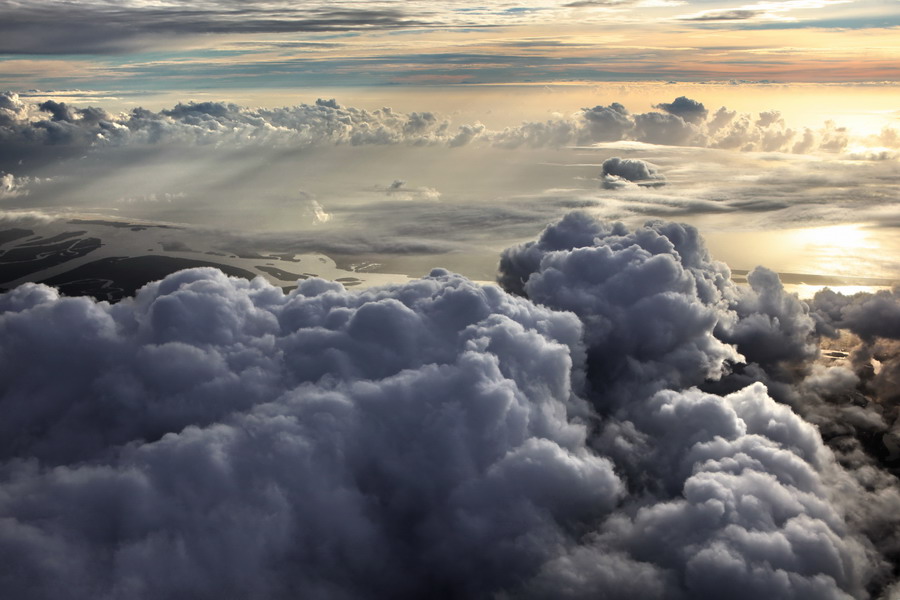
<box><xmin>720</xmin><ymin>266</ymin><xmax>820</xmax><ymax>370</ymax></box>
<box><xmin>812</xmin><ymin>288</ymin><xmax>900</xmax><ymax>343</ymax></box>
<box><xmin>497</xmin><ymin>212</ymin><xmax>823</xmax><ymax>400</ymax></box>
<box><xmin>3</xmin><ymin>212</ymin><xmax>900</xmax><ymax>598</ymax></box>
<box><xmin>633</xmin><ymin>111</ymin><xmax>705</xmax><ymax>145</ymax></box>
<box><xmin>565</xmin><ymin>0</ymin><xmax>636</xmax><ymax>6</ymax></box>
<box><xmin>811</xmin><ymin>288</ymin><xmax>900</xmax><ymax>415</ymax></box>
<box><xmin>600</xmin><ymin>156</ymin><xmax>666</xmax><ymax>188</ymax></box>
<box><xmin>0</xmin><ymin>92</ymin><xmax>860</xmax><ymax>179</ymax></box>
<box><xmin>0</xmin><ymin>2</ymin><xmax>425</xmax><ymax>54</ymax></box>
<box><xmin>498</xmin><ymin>213</ymin><xmax>900</xmax><ymax>597</ymax></box>
<box><xmin>653</xmin><ymin>96</ymin><xmax>709</xmax><ymax>124</ymax></box>
<box><xmin>0</xmin><ymin>268</ymin><xmax>625</xmax><ymax>598</ymax></box>
<box><xmin>0</xmin><ymin>93</ymin><xmax>463</xmax><ymax>173</ymax></box>
<box><xmin>491</xmin><ymin>96</ymin><xmax>849</xmax><ymax>155</ymax></box>
<box><xmin>679</xmin><ymin>9</ymin><xmax>766</xmax><ymax>21</ymax></box>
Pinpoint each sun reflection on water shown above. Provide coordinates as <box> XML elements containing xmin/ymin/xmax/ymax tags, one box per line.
<box><xmin>706</xmin><ymin>223</ymin><xmax>900</xmax><ymax>299</ymax></box>
<box><xmin>786</xmin><ymin>224</ymin><xmax>881</xmax><ymax>277</ymax></box>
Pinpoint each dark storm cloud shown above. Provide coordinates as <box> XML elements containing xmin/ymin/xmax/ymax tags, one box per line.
<box><xmin>0</xmin><ymin>1</ymin><xmax>425</xmax><ymax>54</ymax></box>
<box><xmin>3</xmin><ymin>213</ymin><xmax>900</xmax><ymax>598</ymax></box>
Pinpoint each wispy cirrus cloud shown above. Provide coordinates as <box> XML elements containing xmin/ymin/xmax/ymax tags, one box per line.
<box><xmin>0</xmin><ymin>0</ymin><xmax>428</xmax><ymax>54</ymax></box>
<box><xmin>677</xmin><ymin>0</ymin><xmax>853</xmax><ymax>23</ymax></box>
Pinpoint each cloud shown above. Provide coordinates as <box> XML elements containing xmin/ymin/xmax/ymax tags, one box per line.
<box><xmin>675</xmin><ymin>0</ymin><xmax>860</xmax><ymax>27</ymax></box>
<box><xmin>498</xmin><ymin>213</ymin><xmax>900</xmax><ymax>597</ymax></box>
<box><xmin>810</xmin><ymin>288</ymin><xmax>900</xmax><ymax>415</ymax></box>
<box><xmin>0</xmin><ymin>2</ymin><xmax>426</xmax><ymax>54</ymax></box>
<box><xmin>310</xmin><ymin>199</ymin><xmax>332</xmax><ymax>224</ymax></box>
<box><xmin>499</xmin><ymin>212</ymin><xmax>743</xmax><ymax>398</ymax></box>
<box><xmin>0</xmin><ymin>94</ymin><xmax>456</xmax><ymax>162</ymax></box>
<box><xmin>580</xmin><ymin>103</ymin><xmax>635</xmax><ymax>142</ymax></box>
<box><xmin>496</xmin><ymin>213</ymin><xmax>831</xmax><ymax>403</ymax></box>
<box><xmin>3</xmin><ymin>214</ymin><xmax>900</xmax><ymax>597</ymax></box>
<box><xmin>496</xmin><ymin>211</ymin><xmax>859</xmax><ymax>412</ymax></box>
<box><xmin>583</xmin><ymin>382</ymin><xmax>882</xmax><ymax>600</ymax></box>
<box><xmin>719</xmin><ymin>266</ymin><xmax>820</xmax><ymax>370</ymax></box>
<box><xmin>0</xmin><ymin>268</ymin><xmax>624</xmax><ymax>598</ymax></box>
<box><xmin>380</xmin><ymin>180</ymin><xmax>442</xmax><ymax>202</ymax></box>
<box><xmin>564</xmin><ymin>0</ymin><xmax>635</xmax><ymax>5</ymax></box>
<box><xmin>0</xmin><ymin>92</ymin><xmax>867</xmax><ymax>177</ymax></box>
<box><xmin>633</xmin><ymin>112</ymin><xmax>706</xmax><ymax>146</ymax></box>
<box><xmin>811</xmin><ymin>287</ymin><xmax>900</xmax><ymax>344</ymax></box>
<box><xmin>653</xmin><ymin>96</ymin><xmax>709</xmax><ymax>124</ymax></box>
<box><xmin>488</xmin><ymin>97</ymin><xmax>855</xmax><ymax>155</ymax></box>
<box><xmin>600</xmin><ymin>156</ymin><xmax>666</xmax><ymax>188</ymax></box>
<box><xmin>679</xmin><ymin>8</ymin><xmax>767</xmax><ymax>21</ymax></box>
<box><xmin>0</xmin><ymin>173</ymin><xmax>36</xmax><ymax>199</ymax></box>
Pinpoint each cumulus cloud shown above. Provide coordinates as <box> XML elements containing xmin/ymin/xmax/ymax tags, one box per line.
<box><xmin>3</xmin><ymin>213</ymin><xmax>900</xmax><ymax>598</ymax></box>
<box><xmin>0</xmin><ymin>268</ymin><xmax>624</xmax><ymax>599</ymax></box>
<box><xmin>0</xmin><ymin>91</ymin><xmax>868</xmax><ymax>174</ymax></box>
<box><xmin>0</xmin><ymin>93</ymin><xmax>457</xmax><ymax>172</ymax></box>
<box><xmin>0</xmin><ymin>173</ymin><xmax>34</xmax><ymax>199</ymax></box>
<box><xmin>580</xmin><ymin>103</ymin><xmax>635</xmax><ymax>142</ymax></box>
<box><xmin>633</xmin><ymin>111</ymin><xmax>705</xmax><ymax>146</ymax></box>
<box><xmin>720</xmin><ymin>266</ymin><xmax>820</xmax><ymax>370</ymax></box>
<box><xmin>486</xmin><ymin>96</ymin><xmax>847</xmax><ymax>154</ymax></box>
<box><xmin>496</xmin><ymin>212</ymin><xmax>851</xmax><ymax>410</ymax></box>
<box><xmin>499</xmin><ymin>212</ymin><xmax>900</xmax><ymax>596</ymax></box>
<box><xmin>653</xmin><ymin>96</ymin><xmax>709</xmax><ymax>124</ymax></box>
<box><xmin>811</xmin><ymin>287</ymin><xmax>900</xmax><ymax>344</ymax></box>
<box><xmin>497</xmin><ymin>211</ymin><xmax>826</xmax><ymax>400</ymax></box>
<box><xmin>498</xmin><ymin>213</ymin><xmax>834</xmax><ymax>404</ymax></box>
<box><xmin>600</xmin><ymin>156</ymin><xmax>666</xmax><ymax>188</ymax></box>
<box><xmin>811</xmin><ymin>287</ymin><xmax>900</xmax><ymax>414</ymax></box>
<box><xmin>310</xmin><ymin>198</ymin><xmax>332</xmax><ymax>224</ymax></box>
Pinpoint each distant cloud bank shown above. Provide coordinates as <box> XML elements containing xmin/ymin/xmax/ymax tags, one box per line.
<box><xmin>3</xmin><ymin>90</ymin><xmax>893</xmax><ymax>174</ymax></box>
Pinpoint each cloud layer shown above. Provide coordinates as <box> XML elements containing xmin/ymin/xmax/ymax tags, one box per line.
<box><xmin>0</xmin><ymin>90</ymin><xmax>866</xmax><ymax>175</ymax></box>
<box><xmin>3</xmin><ymin>213</ymin><xmax>900</xmax><ymax>598</ymax></box>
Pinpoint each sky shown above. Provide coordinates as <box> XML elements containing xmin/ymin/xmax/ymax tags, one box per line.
<box><xmin>3</xmin><ymin>1</ymin><xmax>900</xmax><ymax>599</ymax></box>
<box><xmin>0</xmin><ymin>0</ymin><xmax>899</xmax><ymax>89</ymax></box>
<box><xmin>0</xmin><ymin>0</ymin><xmax>898</xmax><ymax>286</ymax></box>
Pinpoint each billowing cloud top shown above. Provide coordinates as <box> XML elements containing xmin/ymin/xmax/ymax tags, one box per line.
<box><xmin>3</xmin><ymin>213</ymin><xmax>900</xmax><ymax>598</ymax></box>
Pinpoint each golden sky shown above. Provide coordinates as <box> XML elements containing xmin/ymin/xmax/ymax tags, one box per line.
<box><xmin>0</xmin><ymin>0</ymin><xmax>898</xmax><ymax>91</ymax></box>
